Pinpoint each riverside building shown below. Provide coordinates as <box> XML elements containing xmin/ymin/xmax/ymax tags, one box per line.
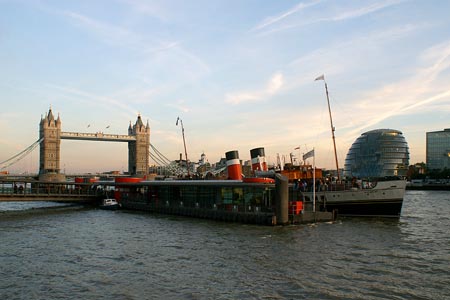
<box><xmin>344</xmin><ymin>129</ymin><xmax>410</xmax><ymax>178</ymax></box>
<box><xmin>426</xmin><ymin>128</ymin><xmax>450</xmax><ymax>170</ymax></box>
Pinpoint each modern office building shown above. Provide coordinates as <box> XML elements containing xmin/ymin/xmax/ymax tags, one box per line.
<box><xmin>344</xmin><ymin>129</ymin><xmax>409</xmax><ymax>178</ymax></box>
<box><xmin>426</xmin><ymin>129</ymin><xmax>450</xmax><ymax>170</ymax></box>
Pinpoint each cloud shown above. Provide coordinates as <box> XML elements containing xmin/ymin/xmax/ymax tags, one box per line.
<box><xmin>250</xmin><ymin>0</ymin><xmax>322</xmax><ymax>32</ymax></box>
<box><xmin>225</xmin><ymin>72</ymin><xmax>284</xmax><ymax>105</ymax></box>
<box><xmin>63</xmin><ymin>9</ymin><xmax>210</xmax><ymax>77</ymax></box>
<box><xmin>62</xmin><ymin>10</ymin><xmax>141</xmax><ymax>47</ymax></box>
<box><xmin>287</xmin><ymin>23</ymin><xmax>423</xmax><ymax>85</ymax></box>
<box><xmin>119</xmin><ymin>0</ymin><xmax>168</xmax><ymax>21</ymax></box>
<box><xmin>146</xmin><ymin>41</ymin><xmax>180</xmax><ymax>53</ymax></box>
<box><xmin>267</xmin><ymin>72</ymin><xmax>284</xmax><ymax>94</ymax></box>
<box><xmin>419</xmin><ymin>40</ymin><xmax>450</xmax><ymax>83</ymax></box>
<box><xmin>325</xmin><ymin>0</ymin><xmax>406</xmax><ymax>22</ymax></box>
<box><xmin>54</xmin><ymin>8</ymin><xmax>212</xmax><ymax>96</ymax></box>
<box><xmin>403</xmin><ymin>89</ymin><xmax>450</xmax><ymax>114</ymax></box>
<box><xmin>225</xmin><ymin>92</ymin><xmax>260</xmax><ymax>105</ymax></box>
<box><xmin>253</xmin><ymin>0</ymin><xmax>406</xmax><ymax>36</ymax></box>
<box><xmin>166</xmin><ymin>100</ymin><xmax>191</xmax><ymax>113</ymax></box>
<box><xmin>109</xmin><ymin>85</ymin><xmax>161</xmax><ymax>105</ymax></box>
<box><xmin>44</xmin><ymin>83</ymin><xmax>141</xmax><ymax>118</ymax></box>
<box><xmin>265</xmin><ymin>34</ymin><xmax>450</xmax><ymax>153</ymax></box>
<box><xmin>61</xmin><ymin>10</ymin><xmax>178</xmax><ymax>54</ymax></box>
<box><xmin>58</xmin><ymin>9</ymin><xmax>184</xmax><ymax>55</ymax></box>
<box><xmin>340</xmin><ymin>39</ymin><xmax>450</xmax><ymax>139</ymax></box>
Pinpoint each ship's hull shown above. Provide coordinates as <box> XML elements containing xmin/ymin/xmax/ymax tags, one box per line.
<box><xmin>323</xmin><ymin>198</ymin><xmax>403</xmax><ymax>217</ymax></box>
<box><xmin>302</xmin><ymin>179</ymin><xmax>406</xmax><ymax>217</ymax></box>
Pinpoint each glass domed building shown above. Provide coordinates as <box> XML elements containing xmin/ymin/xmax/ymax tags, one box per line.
<box><xmin>344</xmin><ymin>129</ymin><xmax>409</xmax><ymax>178</ymax></box>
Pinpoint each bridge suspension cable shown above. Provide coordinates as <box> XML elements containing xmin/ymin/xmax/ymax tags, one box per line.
<box><xmin>150</xmin><ymin>143</ymin><xmax>172</xmax><ymax>165</ymax></box>
<box><xmin>149</xmin><ymin>152</ymin><xmax>166</xmax><ymax>166</ymax></box>
<box><xmin>149</xmin><ymin>143</ymin><xmax>186</xmax><ymax>176</ymax></box>
<box><xmin>149</xmin><ymin>143</ymin><xmax>225</xmax><ymax>177</ymax></box>
<box><xmin>0</xmin><ymin>138</ymin><xmax>43</xmax><ymax>170</ymax></box>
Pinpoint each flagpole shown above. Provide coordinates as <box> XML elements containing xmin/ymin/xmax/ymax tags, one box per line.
<box><xmin>294</xmin><ymin>146</ymin><xmax>301</xmax><ymax>166</ymax></box>
<box><xmin>316</xmin><ymin>75</ymin><xmax>340</xmax><ymax>181</ymax></box>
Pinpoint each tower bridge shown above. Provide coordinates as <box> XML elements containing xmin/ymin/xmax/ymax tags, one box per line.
<box><xmin>39</xmin><ymin>108</ymin><xmax>150</xmax><ymax>181</ymax></box>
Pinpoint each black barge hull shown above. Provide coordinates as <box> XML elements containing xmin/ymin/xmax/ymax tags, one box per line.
<box><xmin>324</xmin><ymin>199</ymin><xmax>403</xmax><ymax>217</ymax></box>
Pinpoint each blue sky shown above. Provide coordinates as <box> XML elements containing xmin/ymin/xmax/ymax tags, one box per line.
<box><xmin>1</xmin><ymin>0</ymin><xmax>450</xmax><ymax>174</ymax></box>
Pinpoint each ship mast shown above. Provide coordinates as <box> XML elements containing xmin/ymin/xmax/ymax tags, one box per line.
<box><xmin>315</xmin><ymin>75</ymin><xmax>340</xmax><ymax>181</ymax></box>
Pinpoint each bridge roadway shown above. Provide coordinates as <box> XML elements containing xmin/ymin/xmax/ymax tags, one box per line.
<box><xmin>61</xmin><ymin>131</ymin><xmax>136</xmax><ymax>142</ymax></box>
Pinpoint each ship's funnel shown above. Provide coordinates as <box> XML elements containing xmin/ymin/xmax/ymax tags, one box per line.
<box><xmin>250</xmin><ymin>147</ymin><xmax>268</xmax><ymax>172</ymax></box>
<box><xmin>225</xmin><ymin>150</ymin><xmax>242</xmax><ymax>180</ymax></box>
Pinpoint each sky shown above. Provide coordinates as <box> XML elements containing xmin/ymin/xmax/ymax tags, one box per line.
<box><xmin>1</xmin><ymin>0</ymin><xmax>450</xmax><ymax>174</ymax></box>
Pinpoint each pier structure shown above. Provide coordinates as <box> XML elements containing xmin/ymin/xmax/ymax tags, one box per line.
<box><xmin>39</xmin><ymin>108</ymin><xmax>150</xmax><ymax>181</ymax></box>
<box><xmin>0</xmin><ymin>179</ymin><xmax>99</xmax><ymax>202</ymax></box>
<box><xmin>94</xmin><ymin>175</ymin><xmax>334</xmax><ymax>226</ymax></box>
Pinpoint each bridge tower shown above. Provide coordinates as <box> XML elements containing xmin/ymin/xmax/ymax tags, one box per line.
<box><xmin>37</xmin><ymin>109</ymin><xmax>149</xmax><ymax>180</ymax></box>
<box><xmin>39</xmin><ymin>108</ymin><xmax>66</xmax><ymax>181</ymax></box>
<box><xmin>128</xmin><ymin>115</ymin><xmax>150</xmax><ymax>177</ymax></box>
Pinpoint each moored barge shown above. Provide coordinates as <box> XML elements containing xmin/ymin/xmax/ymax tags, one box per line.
<box><xmin>97</xmin><ymin>174</ymin><xmax>334</xmax><ymax>226</ymax></box>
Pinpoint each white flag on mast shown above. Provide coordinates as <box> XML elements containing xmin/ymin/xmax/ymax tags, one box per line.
<box><xmin>303</xmin><ymin>149</ymin><xmax>315</xmax><ymax>161</ymax></box>
<box><xmin>314</xmin><ymin>74</ymin><xmax>325</xmax><ymax>81</ymax></box>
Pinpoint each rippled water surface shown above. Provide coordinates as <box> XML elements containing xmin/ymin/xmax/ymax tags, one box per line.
<box><xmin>1</xmin><ymin>190</ymin><xmax>449</xmax><ymax>300</ymax></box>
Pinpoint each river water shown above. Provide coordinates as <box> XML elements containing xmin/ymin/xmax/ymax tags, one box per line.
<box><xmin>0</xmin><ymin>190</ymin><xmax>449</xmax><ymax>300</ymax></box>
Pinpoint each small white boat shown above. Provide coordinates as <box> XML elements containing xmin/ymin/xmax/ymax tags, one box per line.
<box><xmin>99</xmin><ymin>198</ymin><xmax>121</xmax><ymax>210</ymax></box>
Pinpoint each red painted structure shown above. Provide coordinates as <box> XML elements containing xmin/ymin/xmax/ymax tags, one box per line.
<box><xmin>114</xmin><ymin>177</ymin><xmax>143</xmax><ymax>201</ymax></box>
<box><xmin>250</xmin><ymin>147</ymin><xmax>268</xmax><ymax>172</ymax></box>
<box><xmin>225</xmin><ymin>150</ymin><xmax>242</xmax><ymax>180</ymax></box>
